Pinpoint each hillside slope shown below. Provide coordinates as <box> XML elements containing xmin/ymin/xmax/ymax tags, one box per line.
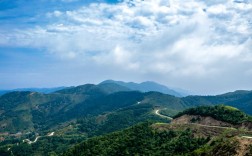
<box><xmin>183</xmin><ymin>90</ymin><xmax>252</xmax><ymax>114</ymax></box>
<box><xmin>64</xmin><ymin>121</ymin><xmax>252</xmax><ymax>156</ymax></box>
<box><xmin>64</xmin><ymin>122</ymin><xmax>209</xmax><ymax>156</ymax></box>
<box><xmin>64</xmin><ymin>106</ymin><xmax>252</xmax><ymax>156</ymax></box>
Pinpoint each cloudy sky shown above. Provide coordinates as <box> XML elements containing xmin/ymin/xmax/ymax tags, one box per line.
<box><xmin>0</xmin><ymin>0</ymin><xmax>252</xmax><ymax>95</ymax></box>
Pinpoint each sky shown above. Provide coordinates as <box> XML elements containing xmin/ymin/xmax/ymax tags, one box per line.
<box><xmin>0</xmin><ymin>0</ymin><xmax>252</xmax><ymax>95</ymax></box>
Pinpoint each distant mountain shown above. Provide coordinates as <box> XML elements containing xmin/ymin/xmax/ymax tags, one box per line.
<box><xmin>100</xmin><ymin>80</ymin><xmax>186</xmax><ymax>97</ymax></box>
<box><xmin>0</xmin><ymin>87</ymin><xmax>65</xmax><ymax>95</ymax></box>
<box><xmin>0</xmin><ymin>80</ymin><xmax>187</xmax><ymax>97</ymax></box>
<box><xmin>56</xmin><ymin>83</ymin><xmax>130</xmax><ymax>95</ymax></box>
<box><xmin>182</xmin><ymin>90</ymin><xmax>252</xmax><ymax>115</ymax></box>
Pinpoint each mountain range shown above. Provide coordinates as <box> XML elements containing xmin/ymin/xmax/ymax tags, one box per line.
<box><xmin>0</xmin><ymin>81</ymin><xmax>251</xmax><ymax>134</ymax></box>
<box><xmin>0</xmin><ymin>87</ymin><xmax>66</xmax><ymax>95</ymax></box>
<box><xmin>0</xmin><ymin>80</ymin><xmax>188</xmax><ymax>97</ymax></box>
<box><xmin>100</xmin><ymin>80</ymin><xmax>188</xmax><ymax>97</ymax></box>
<box><xmin>0</xmin><ymin>80</ymin><xmax>251</xmax><ymax>155</ymax></box>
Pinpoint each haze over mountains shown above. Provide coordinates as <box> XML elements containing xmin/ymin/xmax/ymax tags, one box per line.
<box><xmin>100</xmin><ymin>80</ymin><xmax>188</xmax><ymax>97</ymax></box>
<box><xmin>3</xmin><ymin>80</ymin><xmax>249</xmax><ymax>97</ymax></box>
<box><xmin>0</xmin><ymin>80</ymin><xmax>188</xmax><ymax>97</ymax></box>
<box><xmin>0</xmin><ymin>87</ymin><xmax>65</xmax><ymax>96</ymax></box>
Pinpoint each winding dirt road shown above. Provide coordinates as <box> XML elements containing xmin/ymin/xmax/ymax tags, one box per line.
<box><xmin>23</xmin><ymin>136</ymin><xmax>40</xmax><ymax>144</ymax></box>
<box><xmin>23</xmin><ymin>131</ymin><xmax>55</xmax><ymax>144</ymax></box>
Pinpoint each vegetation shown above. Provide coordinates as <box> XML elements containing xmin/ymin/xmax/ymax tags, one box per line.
<box><xmin>64</xmin><ymin>122</ymin><xmax>209</xmax><ymax>156</ymax></box>
<box><xmin>182</xmin><ymin>90</ymin><xmax>252</xmax><ymax>115</ymax></box>
<box><xmin>0</xmin><ymin>83</ymin><xmax>252</xmax><ymax>156</ymax></box>
<box><xmin>192</xmin><ymin>138</ymin><xmax>239</xmax><ymax>156</ymax></box>
<box><xmin>0</xmin><ymin>104</ymin><xmax>168</xmax><ymax>155</ymax></box>
<box><xmin>0</xmin><ymin>135</ymin><xmax>86</xmax><ymax>156</ymax></box>
<box><xmin>159</xmin><ymin>108</ymin><xmax>178</xmax><ymax>117</ymax></box>
<box><xmin>77</xmin><ymin>104</ymin><xmax>169</xmax><ymax>137</ymax></box>
<box><xmin>0</xmin><ymin>84</ymin><xmax>252</xmax><ymax>134</ymax></box>
<box><xmin>174</xmin><ymin>105</ymin><xmax>252</xmax><ymax>124</ymax></box>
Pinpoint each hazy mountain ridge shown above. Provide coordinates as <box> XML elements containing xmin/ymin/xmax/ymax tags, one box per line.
<box><xmin>0</xmin><ymin>80</ymin><xmax>187</xmax><ymax>97</ymax></box>
<box><xmin>0</xmin><ymin>87</ymin><xmax>66</xmax><ymax>96</ymax></box>
<box><xmin>182</xmin><ymin>91</ymin><xmax>252</xmax><ymax>114</ymax></box>
<box><xmin>100</xmin><ymin>80</ymin><xmax>186</xmax><ymax>97</ymax></box>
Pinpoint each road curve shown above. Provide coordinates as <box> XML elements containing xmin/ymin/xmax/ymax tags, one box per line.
<box><xmin>155</xmin><ymin>109</ymin><xmax>173</xmax><ymax>120</ymax></box>
<box><xmin>23</xmin><ymin>136</ymin><xmax>40</xmax><ymax>144</ymax></box>
<box><xmin>23</xmin><ymin>131</ymin><xmax>55</xmax><ymax>144</ymax></box>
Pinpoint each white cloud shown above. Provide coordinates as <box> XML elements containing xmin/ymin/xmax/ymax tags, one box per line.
<box><xmin>1</xmin><ymin>0</ymin><xmax>252</xmax><ymax>94</ymax></box>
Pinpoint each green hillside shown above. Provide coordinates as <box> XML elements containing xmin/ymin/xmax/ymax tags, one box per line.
<box><xmin>64</xmin><ymin>122</ymin><xmax>209</xmax><ymax>156</ymax></box>
<box><xmin>174</xmin><ymin>105</ymin><xmax>252</xmax><ymax>124</ymax></box>
<box><xmin>182</xmin><ymin>90</ymin><xmax>252</xmax><ymax>114</ymax></box>
<box><xmin>0</xmin><ymin>84</ymin><xmax>186</xmax><ymax>134</ymax></box>
<box><xmin>63</xmin><ymin>106</ymin><xmax>252</xmax><ymax>156</ymax></box>
<box><xmin>64</xmin><ymin>121</ymin><xmax>252</xmax><ymax>156</ymax></box>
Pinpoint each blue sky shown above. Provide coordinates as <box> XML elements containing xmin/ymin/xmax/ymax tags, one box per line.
<box><xmin>0</xmin><ymin>0</ymin><xmax>252</xmax><ymax>94</ymax></box>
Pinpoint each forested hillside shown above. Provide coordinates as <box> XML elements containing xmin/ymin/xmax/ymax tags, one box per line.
<box><xmin>0</xmin><ymin>83</ymin><xmax>251</xmax><ymax>134</ymax></box>
<box><xmin>182</xmin><ymin>90</ymin><xmax>252</xmax><ymax>114</ymax></box>
<box><xmin>64</xmin><ymin>122</ymin><xmax>209</xmax><ymax>156</ymax></box>
<box><xmin>64</xmin><ymin>106</ymin><xmax>252</xmax><ymax>156</ymax></box>
<box><xmin>64</xmin><ymin>121</ymin><xmax>252</xmax><ymax>156</ymax></box>
<box><xmin>0</xmin><ymin>83</ymin><xmax>252</xmax><ymax>155</ymax></box>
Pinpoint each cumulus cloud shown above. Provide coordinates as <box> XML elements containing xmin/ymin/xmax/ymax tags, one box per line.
<box><xmin>1</xmin><ymin>0</ymin><xmax>252</xmax><ymax>94</ymax></box>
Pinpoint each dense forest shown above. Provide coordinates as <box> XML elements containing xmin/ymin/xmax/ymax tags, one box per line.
<box><xmin>64</xmin><ymin>120</ymin><xmax>252</xmax><ymax>156</ymax></box>
<box><xmin>1</xmin><ymin>105</ymin><xmax>252</xmax><ymax>155</ymax></box>
<box><xmin>64</xmin><ymin>122</ymin><xmax>209</xmax><ymax>156</ymax></box>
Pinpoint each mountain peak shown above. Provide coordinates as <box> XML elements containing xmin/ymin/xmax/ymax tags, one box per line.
<box><xmin>100</xmin><ymin>80</ymin><xmax>186</xmax><ymax>97</ymax></box>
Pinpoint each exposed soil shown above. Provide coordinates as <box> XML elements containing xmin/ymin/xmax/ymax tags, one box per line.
<box><xmin>236</xmin><ymin>137</ymin><xmax>252</xmax><ymax>156</ymax></box>
<box><xmin>172</xmin><ymin>114</ymin><xmax>234</xmax><ymax>127</ymax></box>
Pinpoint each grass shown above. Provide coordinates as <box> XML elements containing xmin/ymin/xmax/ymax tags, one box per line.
<box><xmin>159</xmin><ymin>108</ymin><xmax>178</xmax><ymax>117</ymax></box>
<box><xmin>224</xmin><ymin>106</ymin><xmax>239</xmax><ymax>111</ymax></box>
